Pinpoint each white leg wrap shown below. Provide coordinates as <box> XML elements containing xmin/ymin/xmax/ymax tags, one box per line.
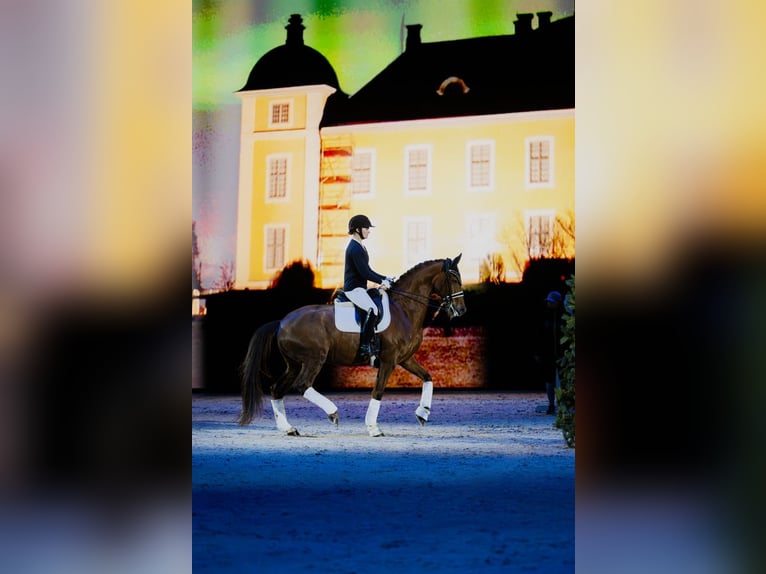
<box><xmin>419</xmin><ymin>381</ymin><xmax>434</xmax><ymax>409</ymax></box>
<box><xmin>365</xmin><ymin>398</ymin><xmax>381</xmax><ymax>427</ymax></box>
<box><xmin>270</xmin><ymin>399</ymin><xmax>294</xmax><ymax>432</ymax></box>
<box><xmin>365</xmin><ymin>398</ymin><xmax>383</xmax><ymax>436</ymax></box>
<box><xmin>415</xmin><ymin>381</ymin><xmax>433</xmax><ymax>422</ymax></box>
<box><xmin>303</xmin><ymin>387</ymin><xmax>337</xmax><ymax>415</ymax></box>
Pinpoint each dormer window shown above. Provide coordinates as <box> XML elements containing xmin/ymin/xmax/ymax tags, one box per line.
<box><xmin>436</xmin><ymin>76</ymin><xmax>470</xmax><ymax>96</ymax></box>
<box><xmin>269</xmin><ymin>100</ymin><xmax>293</xmax><ymax>128</ymax></box>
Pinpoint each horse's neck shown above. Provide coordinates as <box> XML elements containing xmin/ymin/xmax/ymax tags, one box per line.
<box><xmin>394</xmin><ymin>268</ymin><xmax>438</xmax><ymax>328</ymax></box>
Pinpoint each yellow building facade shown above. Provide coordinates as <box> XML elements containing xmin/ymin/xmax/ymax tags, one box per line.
<box><xmin>234</xmin><ymin>13</ymin><xmax>574</xmax><ymax>289</ymax></box>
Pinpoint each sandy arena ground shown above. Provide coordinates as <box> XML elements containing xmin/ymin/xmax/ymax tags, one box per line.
<box><xmin>192</xmin><ymin>390</ymin><xmax>575</xmax><ymax>573</ymax></box>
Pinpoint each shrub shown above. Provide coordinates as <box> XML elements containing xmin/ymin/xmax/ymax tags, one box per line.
<box><xmin>555</xmin><ymin>274</ymin><xmax>575</xmax><ymax>447</ymax></box>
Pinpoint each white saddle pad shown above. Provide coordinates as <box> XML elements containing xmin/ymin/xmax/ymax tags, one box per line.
<box><xmin>333</xmin><ymin>291</ymin><xmax>391</xmax><ymax>333</ymax></box>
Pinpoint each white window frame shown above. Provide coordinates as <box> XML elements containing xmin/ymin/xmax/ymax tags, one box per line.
<box><xmin>265</xmin><ymin>153</ymin><xmax>291</xmax><ymax>202</ymax></box>
<box><xmin>268</xmin><ymin>99</ymin><xmax>293</xmax><ymax>128</ymax></box>
<box><xmin>466</xmin><ymin>140</ymin><xmax>495</xmax><ymax>192</ymax></box>
<box><xmin>404</xmin><ymin>145</ymin><xmax>432</xmax><ymax>196</ymax></box>
<box><xmin>403</xmin><ymin>216</ymin><xmax>432</xmax><ymax>268</ymax></box>
<box><xmin>525</xmin><ymin>136</ymin><xmax>554</xmax><ymax>188</ymax></box>
<box><xmin>526</xmin><ymin>209</ymin><xmax>555</xmax><ymax>258</ymax></box>
<box><xmin>351</xmin><ymin>148</ymin><xmax>375</xmax><ymax>197</ymax></box>
<box><xmin>264</xmin><ymin>224</ymin><xmax>288</xmax><ymax>272</ymax></box>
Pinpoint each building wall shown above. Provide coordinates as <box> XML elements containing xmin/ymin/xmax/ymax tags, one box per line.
<box><xmin>235</xmin><ymin>85</ymin><xmax>334</xmax><ymax>288</ymax></box>
<box><xmin>247</xmin><ymin>137</ymin><xmax>306</xmax><ymax>280</ymax></box>
<box><xmin>235</xmin><ymin>93</ymin><xmax>574</xmax><ymax>290</ymax></box>
<box><xmin>320</xmin><ymin>109</ymin><xmax>574</xmax><ymax>286</ymax></box>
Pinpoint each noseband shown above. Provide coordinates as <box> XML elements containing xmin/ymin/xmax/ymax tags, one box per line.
<box><xmin>439</xmin><ymin>267</ymin><xmax>465</xmax><ymax>318</ymax></box>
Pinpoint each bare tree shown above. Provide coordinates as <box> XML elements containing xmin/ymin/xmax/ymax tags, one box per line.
<box><xmin>551</xmin><ymin>210</ymin><xmax>575</xmax><ymax>259</ymax></box>
<box><xmin>479</xmin><ymin>252</ymin><xmax>505</xmax><ymax>284</ymax></box>
<box><xmin>499</xmin><ymin>208</ymin><xmax>576</xmax><ymax>278</ymax></box>
<box><xmin>214</xmin><ymin>261</ymin><xmax>235</xmax><ymax>291</ymax></box>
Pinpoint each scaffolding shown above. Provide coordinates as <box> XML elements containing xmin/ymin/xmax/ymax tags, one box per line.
<box><xmin>317</xmin><ymin>134</ymin><xmax>353</xmax><ymax>287</ymax></box>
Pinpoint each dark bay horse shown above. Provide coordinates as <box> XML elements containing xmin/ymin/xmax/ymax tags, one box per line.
<box><xmin>237</xmin><ymin>254</ymin><xmax>466</xmax><ymax>436</ymax></box>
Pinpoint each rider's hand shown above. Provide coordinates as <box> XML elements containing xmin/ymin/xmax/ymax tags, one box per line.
<box><xmin>381</xmin><ymin>278</ymin><xmax>391</xmax><ymax>290</ymax></box>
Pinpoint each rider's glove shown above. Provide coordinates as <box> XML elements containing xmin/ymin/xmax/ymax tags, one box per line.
<box><xmin>381</xmin><ymin>278</ymin><xmax>391</xmax><ymax>289</ymax></box>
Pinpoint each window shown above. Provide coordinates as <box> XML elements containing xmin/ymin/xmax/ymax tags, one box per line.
<box><xmin>526</xmin><ymin>136</ymin><xmax>554</xmax><ymax>188</ymax></box>
<box><xmin>266</xmin><ymin>154</ymin><xmax>289</xmax><ymax>201</ymax></box>
<box><xmin>351</xmin><ymin>149</ymin><xmax>375</xmax><ymax>196</ymax></box>
<box><xmin>404</xmin><ymin>217</ymin><xmax>431</xmax><ymax>267</ymax></box>
<box><xmin>465</xmin><ymin>213</ymin><xmax>496</xmax><ymax>274</ymax></box>
<box><xmin>527</xmin><ymin>211</ymin><xmax>555</xmax><ymax>258</ymax></box>
<box><xmin>265</xmin><ymin>225</ymin><xmax>287</xmax><ymax>271</ymax></box>
<box><xmin>405</xmin><ymin>145</ymin><xmax>431</xmax><ymax>195</ymax></box>
<box><xmin>268</xmin><ymin>100</ymin><xmax>292</xmax><ymax>128</ymax></box>
<box><xmin>467</xmin><ymin>141</ymin><xmax>494</xmax><ymax>191</ymax></box>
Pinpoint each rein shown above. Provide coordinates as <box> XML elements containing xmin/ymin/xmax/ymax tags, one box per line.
<box><xmin>387</xmin><ymin>267</ymin><xmax>464</xmax><ymax>315</ymax></box>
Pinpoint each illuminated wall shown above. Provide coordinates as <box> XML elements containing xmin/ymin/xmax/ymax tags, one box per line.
<box><xmin>235</xmin><ymin>85</ymin><xmax>335</xmax><ymax>288</ymax></box>
<box><xmin>319</xmin><ymin>111</ymin><xmax>575</xmax><ymax>287</ymax></box>
<box><xmin>231</xmin><ymin>11</ymin><xmax>575</xmax><ymax>289</ymax></box>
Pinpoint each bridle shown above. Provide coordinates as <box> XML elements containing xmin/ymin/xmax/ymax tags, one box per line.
<box><xmin>386</xmin><ymin>260</ymin><xmax>465</xmax><ymax>318</ymax></box>
<box><xmin>440</xmin><ymin>268</ymin><xmax>465</xmax><ymax>318</ymax></box>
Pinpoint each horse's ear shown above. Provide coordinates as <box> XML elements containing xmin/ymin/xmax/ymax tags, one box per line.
<box><xmin>443</xmin><ymin>258</ymin><xmax>452</xmax><ymax>271</ymax></box>
<box><xmin>453</xmin><ymin>253</ymin><xmax>462</xmax><ymax>267</ymax></box>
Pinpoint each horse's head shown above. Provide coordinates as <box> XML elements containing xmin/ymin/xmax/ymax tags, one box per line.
<box><xmin>436</xmin><ymin>253</ymin><xmax>467</xmax><ymax>319</ymax></box>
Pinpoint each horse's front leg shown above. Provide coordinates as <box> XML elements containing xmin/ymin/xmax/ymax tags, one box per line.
<box><xmin>365</xmin><ymin>362</ymin><xmax>395</xmax><ymax>437</ymax></box>
<box><xmin>398</xmin><ymin>356</ymin><xmax>434</xmax><ymax>425</ymax></box>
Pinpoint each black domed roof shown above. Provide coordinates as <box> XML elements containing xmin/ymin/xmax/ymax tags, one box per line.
<box><xmin>239</xmin><ymin>14</ymin><xmax>343</xmax><ymax>92</ymax></box>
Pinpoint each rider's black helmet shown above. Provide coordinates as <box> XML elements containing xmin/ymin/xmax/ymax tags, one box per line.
<box><xmin>348</xmin><ymin>214</ymin><xmax>374</xmax><ymax>234</ymax></box>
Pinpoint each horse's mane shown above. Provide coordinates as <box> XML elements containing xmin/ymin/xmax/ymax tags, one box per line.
<box><xmin>396</xmin><ymin>258</ymin><xmax>443</xmax><ymax>285</ymax></box>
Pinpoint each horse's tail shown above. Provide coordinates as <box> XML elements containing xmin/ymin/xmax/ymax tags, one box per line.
<box><xmin>237</xmin><ymin>320</ymin><xmax>281</xmax><ymax>426</ymax></box>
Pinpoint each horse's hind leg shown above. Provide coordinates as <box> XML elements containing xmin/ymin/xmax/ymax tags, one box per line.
<box><xmin>272</xmin><ymin>354</ymin><xmax>339</xmax><ymax>433</ymax></box>
<box><xmin>399</xmin><ymin>357</ymin><xmax>434</xmax><ymax>425</ymax></box>
<box><xmin>303</xmin><ymin>387</ymin><xmax>339</xmax><ymax>426</ymax></box>
<box><xmin>270</xmin><ymin>397</ymin><xmax>299</xmax><ymax>436</ymax></box>
<box><xmin>270</xmin><ymin>369</ymin><xmax>300</xmax><ymax>436</ymax></box>
<box><xmin>293</xmin><ymin>355</ymin><xmax>339</xmax><ymax>426</ymax></box>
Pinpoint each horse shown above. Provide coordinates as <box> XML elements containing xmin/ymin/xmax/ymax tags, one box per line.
<box><xmin>237</xmin><ymin>254</ymin><xmax>466</xmax><ymax>436</ymax></box>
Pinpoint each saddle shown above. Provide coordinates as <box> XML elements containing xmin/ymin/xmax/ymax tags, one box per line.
<box><xmin>332</xmin><ymin>289</ymin><xmax>391</xmax><ymax>333</ymax></box>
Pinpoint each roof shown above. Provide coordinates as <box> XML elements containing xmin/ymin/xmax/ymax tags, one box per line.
<box><xmin>238</xmin><ymin>14</ymin><xmax>347</xmax><ymax>95</ymax></box>
<box><xmin>322</xmin><ymin>13</ymin><xmax>574</xmax><ymax>126</ymax></box>
<box><xmin>237</xmin><ymin>12</ymin><xmax>573</xmax><ymax>126</ymax></box>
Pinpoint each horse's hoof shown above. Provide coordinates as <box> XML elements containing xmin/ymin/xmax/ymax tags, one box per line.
<box><xmin>328</xmin><ymin>412</ymin><xmax>339</xmax><ymax>426</ymax></box>
<box><xmin>287</xmin><ymin>427</ymin><xmax>300</xmax><ymax>436</ymax></box>
<box><xmin>415</xmin><ymin>406</ymin><xmax>430</xmax><ymax>425</ymax></box>
<box><xmin>367</xmin><ymin>425</ymin><xmax>384</xmax><ymax>437</ymax></box>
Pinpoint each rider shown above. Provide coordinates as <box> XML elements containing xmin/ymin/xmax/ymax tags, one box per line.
<box><xmin>344</xmin><ymin>214</ymin><xmax>395</xmax><ymax>365</ymax></box>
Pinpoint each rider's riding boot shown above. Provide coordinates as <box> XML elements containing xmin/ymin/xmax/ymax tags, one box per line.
<box><xmin>367</xmin><ymin>316</ymin><xmax>380</xmax><ymax>368</ymax></box>
<box><xmin>359</xmin><ymin>309</ymin><xmax>375</xmax><ymax>357</ymax></box>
